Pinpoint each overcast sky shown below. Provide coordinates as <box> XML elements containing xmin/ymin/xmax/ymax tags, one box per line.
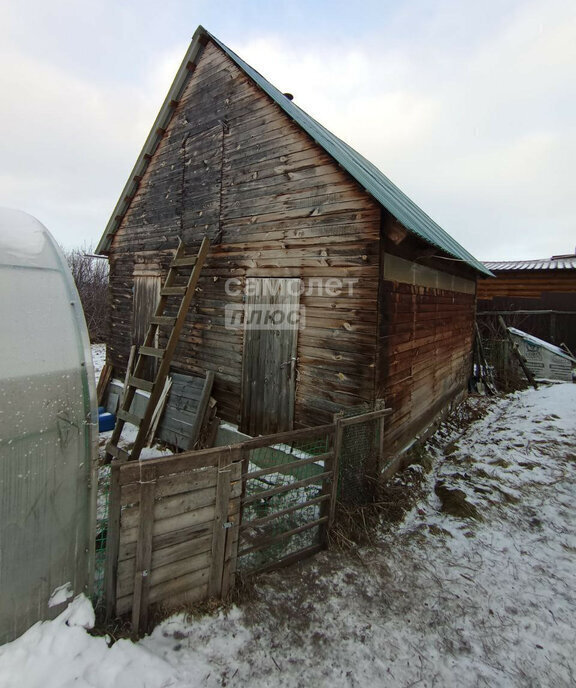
<box><xmin>1</xmin><ymin>0</ymin><xmax>574</xmax><ymax>260</ymax></box>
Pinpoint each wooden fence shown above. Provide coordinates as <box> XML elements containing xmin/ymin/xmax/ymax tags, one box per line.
<box><xmin>105</xmin><ymin>446</ymin><xmax>242</xmax><ymax>634</ymax></box>
<box><xmin>104</xmin><ymin>408</ymin><xmax>390</xmax><ymax>632</ymax></box>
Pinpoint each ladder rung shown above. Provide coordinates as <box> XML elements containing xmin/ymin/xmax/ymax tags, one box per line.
<box><xmin>161</xmin><ymin>286</ymin><xmax>187</xmax><ymax>296</ymax></box>
<box><xmin>139</xmin><ymin>346</ymin><xmax>165</xmax><ymax>359</ymax></box>
<box><xmin>128</xmin><ymin>376</ymin><xmax>154</xmax><ymax>393</ymax></box>
<box><xmin>172</xmin><ymin>256</ymin><xmax>197</xmax><ymax>267</ymax></box>
<box><xmin>150</xmin><ymin>315</ymin><xmax>175</xmax><ymax>327</ymax></box>
<box><xmin>106</xmin><ymin>443</ymin><xmax>130</xmax><ymax>461</ymax></box>
<box><xmin>116</xmin><ymin>409</ymin><xmax>142</xmax><ymax>427</ymax></box>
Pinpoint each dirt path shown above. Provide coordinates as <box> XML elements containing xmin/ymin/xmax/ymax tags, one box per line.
<box><xmin>142</xmin><ymin>384</ymin><xmax>576</xmax><ymax>687</ymax></box>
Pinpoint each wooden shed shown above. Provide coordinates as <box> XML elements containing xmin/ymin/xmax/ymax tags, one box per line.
<box><xmin>478</xmin><ymin>253</ymin><xmax>576</xmax><ymax>354</ymax></box>
<box><xmin>97</xmin><ymin>26</ymin><xmax>490</xmax><ymax>459</ymax></box>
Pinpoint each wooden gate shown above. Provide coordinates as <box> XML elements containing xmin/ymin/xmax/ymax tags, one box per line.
<box><xmin>241</xmin><ymin>277</ymin><xmax>301</xmax><ymax>435</ymax></box>
<box><xmin>237</xmin><ymin>424</ymin><xmax>338</xmax><ymax>575</ymax></box>
<box><xmin>105</xmin><ymin>447</ymin><xmax>242</xmax><ymax>634</ymax></box>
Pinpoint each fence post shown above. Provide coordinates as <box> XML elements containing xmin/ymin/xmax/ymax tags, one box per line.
<box><xmin>378</xmin><ymin>414</ymin><xmax>385</xmax><ymax>464</ymax></box>
<box><xmin>131</xmin><ymin>464</ymin><xmax>157</xmax><ymax>636</ymax></box>
<box><xmin>329</xmin><ymin>418</ymin><xmax>343</xmax><ymax>528</ymax></box>
<box><xmin>221</xmin><ymin>459</ymin><xmax>242</xmax><ymax>597</ymax></box>
<box><xmin>104</xmin><ymin>462</ymin><xmax>121</xmax><ymax>621</ymax></box>
<box><xmin>209</xmin><ymin>450</ymin><xmax>235</xmax><ymax>597</ymax></box>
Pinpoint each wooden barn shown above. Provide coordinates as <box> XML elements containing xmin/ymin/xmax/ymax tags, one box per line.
<box><xmin>96</xmin><ymin>26</ymin><xmax>490</xmax><ymax>460</ymax></box>
<box><xmin>478</xmin><ymin>253</ymin><xmax>576</xmax><ymax>354</ymax></box>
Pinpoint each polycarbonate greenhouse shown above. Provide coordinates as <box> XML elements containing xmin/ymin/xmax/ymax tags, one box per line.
<box><xmin>0</xmin><ymin>208</ymin><xmax>97</xmax><ymax>644</ymax></box>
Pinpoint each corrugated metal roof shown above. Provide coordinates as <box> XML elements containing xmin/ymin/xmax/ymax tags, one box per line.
<box><xmin>97</xmin><ymin>26</ymin><xmax>491</xmax><ymax>276</ymax></box>
<box><xmin>485</xmin><ymin>257</ymin><xmax>576</xmax><ymax>271</ymax></box>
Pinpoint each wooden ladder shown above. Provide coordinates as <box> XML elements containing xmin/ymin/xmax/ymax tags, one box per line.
<box><xmin>105</xmin><ymin>237</ymin><xmax>211</xmax><ymax>463</ymax></box>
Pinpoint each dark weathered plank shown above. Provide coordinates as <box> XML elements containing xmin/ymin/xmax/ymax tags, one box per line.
<box><xmin>117</xmin><ymin>568</ymin><xmax>211</xmax><ymax>615</ymax></box>
<box><xmin>208</xmin><ymin>455</ymin><xmax>233</xmax><ymax>596</ymax></box>
<box><xmin>119</xmin><ymin>446</ymin><xmax>222</xmax><ymax>485</ymax></box>
<box><xmin>130</xmin><ymin>464</ymin><xmax>156</xmax><ymax>634</ymax></box>
<box><xmin>118</xmin><ymin>522</ymin><xmax>213</xmax><ymax>562</ymax></box>
<box><xmin>118</xmin><ymin>550</ymin><xmax>212</xmax><ymax>599</ymax></box>
<box><xmin>242</xmin><ymin>452</ymin><xmax>330</xmax><ymax>481</ymax></box>
<box><xmin>240</xmin><ymin>494</ymin><xmax>330</xmax><ymax>532</ymax></box>
<box><xmin>118</xmin><ymin>504</ymin><xmax>217</xmax><ymax>548</ymax></box>
<box><xmin>242</xmin><ymin>471</ymin><xmax>330</xmax><ymax>506</ymax></box>
<box><xmin>245</xmin><ymin>544</ymin><xmax>325</xmax><ymax>577</ymax></box>
<box><xmin>104</xmin><ymin>464</ymin><xmax>122</xmax><ymax>620</ymax></box>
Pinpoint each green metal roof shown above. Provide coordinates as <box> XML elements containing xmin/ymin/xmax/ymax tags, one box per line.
<box><xmin>98</xmin><ymin>26</ymin><xmax>491</xmax><ymax>276</ymax></box>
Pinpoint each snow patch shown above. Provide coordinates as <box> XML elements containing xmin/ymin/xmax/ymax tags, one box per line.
<box><xmin>0</xmin><ymin>596</ymin><xmax>181</xmax><ymax>688</ymax></box>
<box><xmin>91</xmin><ymin>343</ymin><xmax>106</xmax><ymax>385</ymax></box>
<box><xmin>47</xmin><ymin>582</ymin><xmax>73</xmax><ymax>608</ymax></box>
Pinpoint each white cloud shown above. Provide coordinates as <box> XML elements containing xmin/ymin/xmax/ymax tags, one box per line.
<box><xmin>0</xmin><ymin>0</ymin><xmax>574</xmax><ymax>261</ymax></box>
<box><xmin>0</xmin><ymin>35</ymin><xmax>184</xmax><ymax>248</ymax></box>
<box><xmin>233</xmin><ymin>0</ymin><xmax>576</xmax><ymax>260</ymax></box>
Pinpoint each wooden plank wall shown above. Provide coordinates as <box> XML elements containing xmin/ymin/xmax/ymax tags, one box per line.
<box><xmin>477</xmin><ymin>270</ymin><xmax>576</xmax><ymax>300</ymax></box>
<box><xmin>478</xmin><ymin>272</ymin><xmax>576</xmax><ymax>351</ymax></box>
<box><xmin>107</xmin><ymin>39</ymin><xmax>381</xmax><ymax>430</ymax></box>
<box><xmin>108</xmin><ymin>449</ymin><xmax>242</xmax><ymax>630</ymax></box>
<box><xmin>377</xmin><ymin>225</ymin><xmax>477</xmax><ymax>455</ymax></box>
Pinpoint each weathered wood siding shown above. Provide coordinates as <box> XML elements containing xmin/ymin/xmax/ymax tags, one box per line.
<box><xmin>477</xmin><ymin>270</ymin><xmax>576</xmax><ymax>352</ymax></box>
<box><xmin>108</xmin><ymin>449</ymin><xmax>242</xmax><ymax>631</ymax></box>
<box><xmin>477</xmin><ymin>270</ymin><xmax>576</xmax><ymax>300</ymax></box>
<box><xmin>108</xmin><ymin>39</ymin><xmax>381</xmax><ymax>428</ymax></box>
<box><xmin>377</xmin><ymin>218</ymin><xmax>477</xmax><ymax>454</ymax></box>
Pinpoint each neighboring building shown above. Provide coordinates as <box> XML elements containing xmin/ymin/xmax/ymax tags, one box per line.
<box><xmin>478</xmin><ymin>253</ymin><xmax>576</xmax><ymax>353</ymax></box>
<box><xmin>97</xmin><ymin>26</ymin><xmax>489</xmax><ymax>459</ymax></box>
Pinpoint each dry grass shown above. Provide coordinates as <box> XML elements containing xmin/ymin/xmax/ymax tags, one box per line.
<box><xmin>330</xmin><ymin>461</ymin><xmax>428</xmax><ymax>549</ymax></box>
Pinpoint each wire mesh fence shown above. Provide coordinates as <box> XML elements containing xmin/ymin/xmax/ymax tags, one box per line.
<box><xmin>94</xmin><ymin>464</ymin><xmax>110</xmax><ymax>608</ymax></box>
<box><xmin>482</xmin><ymin>338</ymin><xmax>524</xmax><ymax>392</ymax></box>
<box><xmin>336</xmin><ymin>404</ymin><xmax>383</xmax><ymax>505</ymax></box>
<box><xmin>94</xmin><ymin>408</ymin><xmax>390</xmax><ymax>602</ymax></box>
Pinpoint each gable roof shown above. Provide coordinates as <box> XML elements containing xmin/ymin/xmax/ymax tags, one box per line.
<box><xmin>97</xmin><ymin>26</ymin><xmax>491</xmax><ymax>276</ymax></box>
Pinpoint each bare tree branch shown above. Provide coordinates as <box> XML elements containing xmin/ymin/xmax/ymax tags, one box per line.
<box><xmin>63</xmin><ymin>244</ymin><xmax>109</xmax><ymax>343</ymax></box>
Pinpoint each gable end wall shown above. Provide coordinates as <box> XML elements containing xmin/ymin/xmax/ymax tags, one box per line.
<box><xmin>107</xmin><ymin>40</ymin><xmax>381</xmax><ymax>428</ymax></box>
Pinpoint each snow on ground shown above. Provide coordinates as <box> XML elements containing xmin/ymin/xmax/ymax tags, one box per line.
<box><xmin>91</xmin><ymin>344</ymin><xmax>106</xmax><ymax>386</ymax></box>
<box><xmin>2</xmin><ymin>383</ymin><xmax>576</xmax><ymax>687</ymax></box>
<box><xmin>0</xmin><ymin>597</ymin><xmax>181</xmax><ymax>688</ymax></box>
